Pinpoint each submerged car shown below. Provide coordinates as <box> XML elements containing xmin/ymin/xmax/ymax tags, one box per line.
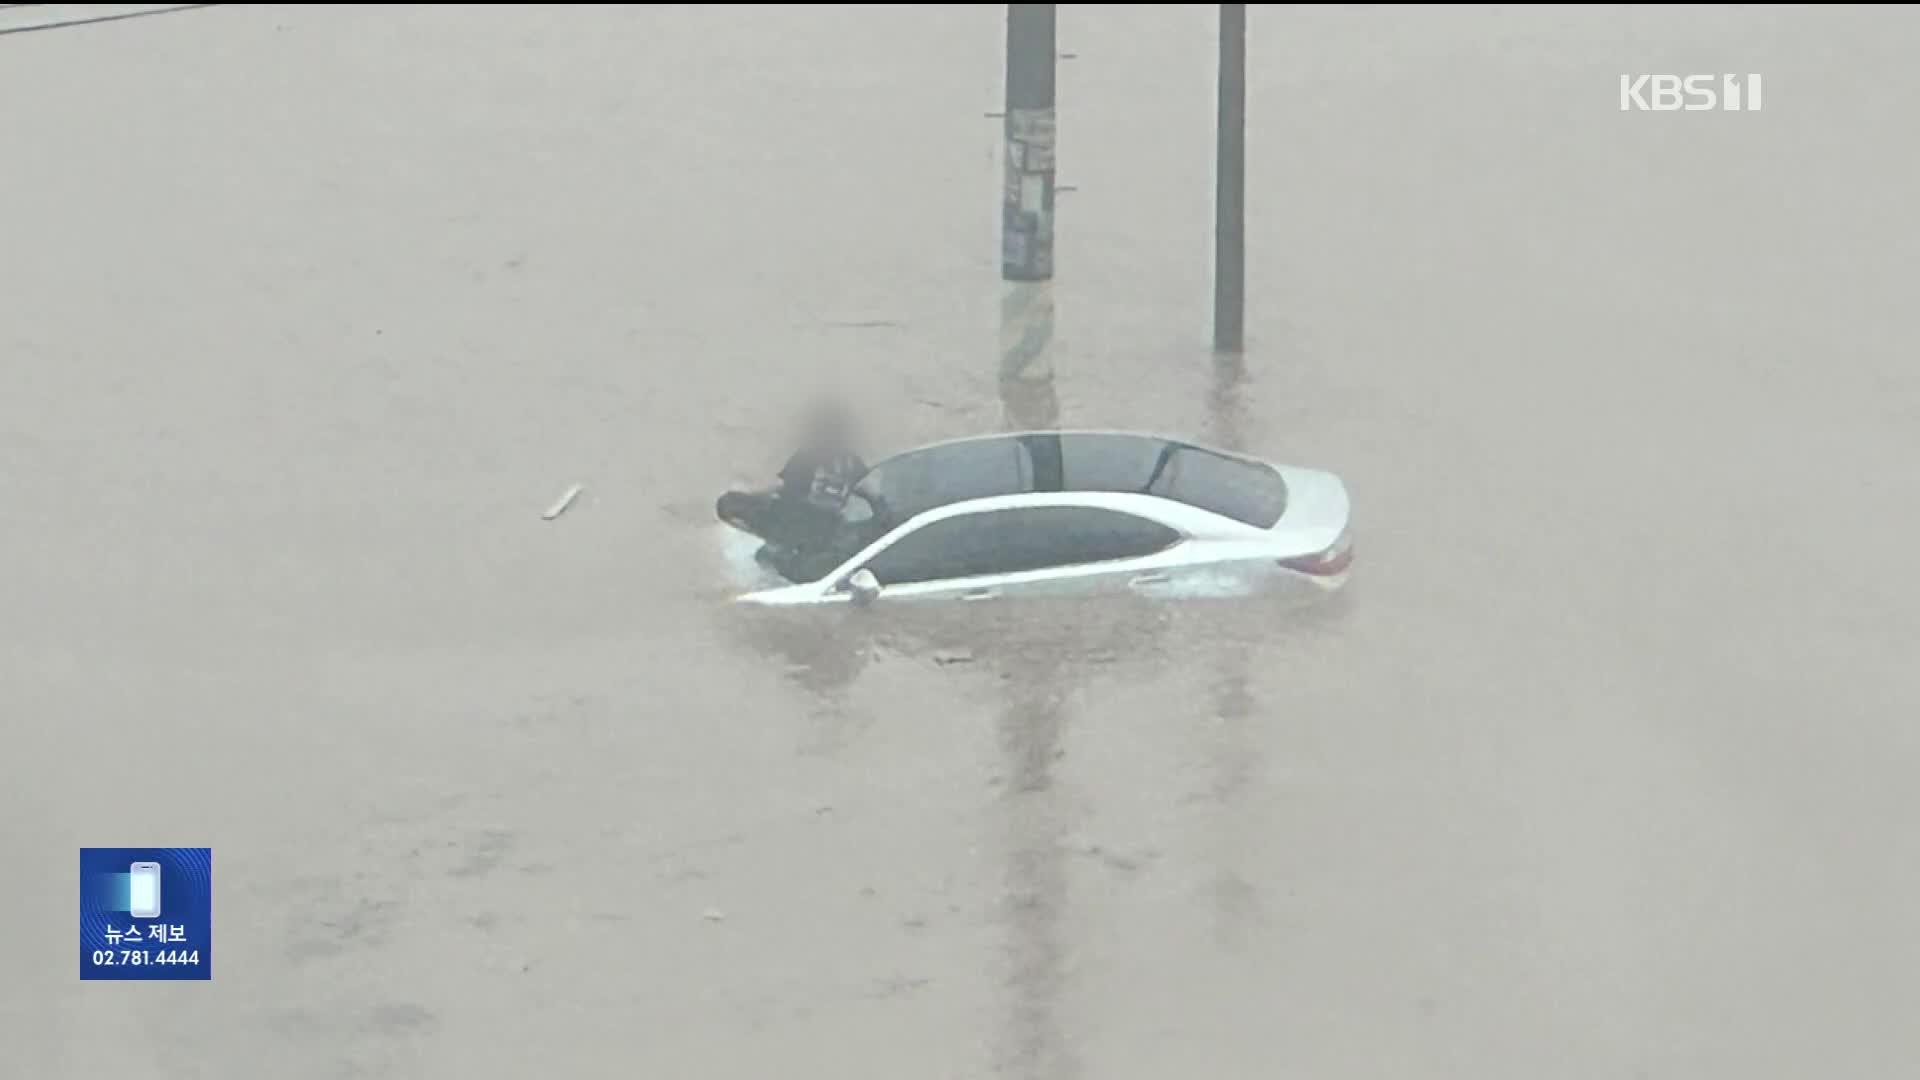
<box><xmin>725</xmin><ymin>430</ymin><xmax>1352</xmax><ymax>607</ymax></box>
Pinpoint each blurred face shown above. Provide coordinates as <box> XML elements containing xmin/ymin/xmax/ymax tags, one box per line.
<box><xmin>805</xmin><ymin>407</ymin><xmax>848</xmax><ymax>448</ymax></box>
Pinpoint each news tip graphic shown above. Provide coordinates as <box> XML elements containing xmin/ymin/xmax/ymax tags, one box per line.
<box><xmin>80</xmin><ymin>848</ymin><xmax>211</xmax><ymax>981</ymax></box>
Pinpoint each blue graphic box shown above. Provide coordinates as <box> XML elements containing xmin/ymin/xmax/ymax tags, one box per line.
<box><xmin>80</xmin><ymin>848</ymin><xmax>212</xmax><ymax>980</ymax></box>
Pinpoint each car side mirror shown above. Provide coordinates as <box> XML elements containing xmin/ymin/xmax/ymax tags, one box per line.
<box><xmin>846</xmin><ymin>569</ymin><xmax>882</xmax><ymax>606</ymax></box>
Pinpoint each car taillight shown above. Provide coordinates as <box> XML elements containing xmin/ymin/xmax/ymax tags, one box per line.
<box><xmin>1280</xmin><ymin>527</ymin><xmax>1353</xmax><ymax>576</ymax></box>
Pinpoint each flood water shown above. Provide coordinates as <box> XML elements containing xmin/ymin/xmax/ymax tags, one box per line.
<box><xmin>4</xmin><ymin>5</ymin><xmax>1919</xmax><ymax>1078</ymax></box>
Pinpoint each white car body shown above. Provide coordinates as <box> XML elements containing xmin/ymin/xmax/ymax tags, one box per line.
<box><xmin>729</xmin><ymin>431</ymin><xmax>1353</xmax><ymax>608</ymax></box>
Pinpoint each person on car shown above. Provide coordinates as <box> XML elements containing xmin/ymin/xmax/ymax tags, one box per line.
<box><xmin>716</xmin><ymin>402</ymin><xmax>870</xmax><ymax>565</ymax></box>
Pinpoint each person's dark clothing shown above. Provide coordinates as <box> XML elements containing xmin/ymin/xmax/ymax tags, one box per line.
<box><xmin>716</xmin><ymin>490</ymin><xmax>780</xmax><ymax>537</ymax></box>
<box><xmin>779</xmin><ymin>448</ymin><xmax>867</xmax><ymax>511</ymax></box>
<box><xmin>772</xmin><ymin>447</ymin><xmax>866</xmax><ymax>549</ymax></box>
<box><xmin>717</xmin><ymin>445</ymin><xmax>869</xmax><ymax>566</ymax></box>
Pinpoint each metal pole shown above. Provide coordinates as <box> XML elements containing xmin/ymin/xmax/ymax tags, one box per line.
<box><xmin>999</xmin><ymin>5</ymin><xmax>1059</xmax><ymax>431</ymax></box>
<box><xmin>1213</xmin><ymin>3</ymin><xmax>1246</xmax><ymax>353</ymax></box>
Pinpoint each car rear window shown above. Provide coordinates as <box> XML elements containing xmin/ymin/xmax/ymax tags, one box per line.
<box><xmin>1147</xmin><ymin>448</ymin><xmax>1287</xmax><ymax>528</ymax></box>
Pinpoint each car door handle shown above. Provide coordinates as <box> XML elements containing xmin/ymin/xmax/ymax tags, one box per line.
<box><xmin>1129</xmin><ymin>573</ymin><xmax>1170</xmax><ymax>587</ymax></box>
<box><xmin>961</xmin><ymin>587</ymin><xmax>997</xmax><ymax>601</ymax></box>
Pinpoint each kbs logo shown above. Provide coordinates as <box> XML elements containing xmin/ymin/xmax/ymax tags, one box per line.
<box><xmin>1620</xmin><ymin>74</ymin><xmax>1763</xmax><ymax>112</ymax></box>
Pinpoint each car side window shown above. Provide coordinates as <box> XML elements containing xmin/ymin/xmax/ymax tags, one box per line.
<box><xmin>864</xmin><ymin>514</ymin><xmax>1007</xmax><ymax>585</ymax></box>
<box><xmin>998</xmin><ymin>507</ymin><xmax>1179</xmax><ymax>570</ymax></box>
<box><xmin>862</xmin><ymin>506</ymin><xmax>1179</xmax><ymax>586</ymax></box>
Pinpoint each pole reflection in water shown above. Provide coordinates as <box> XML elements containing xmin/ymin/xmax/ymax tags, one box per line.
<box><xmin>1204</xmin><ymin>641</ymin><xmax>1263</xmax><ymax>949</ymax></box>
<box><xmin>992</xmin><ymin>658</ymin><xmax>1078</xmax><ymax>1080</ymax></box>
<box><xmin>989</xmin><ymin>276</ymin><xmax>1073</xmax><ymax>1074</ymax></box>
<box><xmin>1000</xmin><ymin>280</ymin><xmax>1060</xmax><ymax>431</ymax></box>
<box><xmin>1202</xmin><ymin>343</ymin><xmax>1263</xmax><ymax>948</ymax></box>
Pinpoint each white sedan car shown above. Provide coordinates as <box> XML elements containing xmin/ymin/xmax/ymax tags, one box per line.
<box><xmin>728</xmin><ymin>431</ymin><xmax>1352</xmax><ymax>607</ymax></box>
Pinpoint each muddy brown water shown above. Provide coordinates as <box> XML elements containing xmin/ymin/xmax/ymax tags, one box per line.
<box><xmin>3</xmin><ymin>5</ymin><xmax>1918</xmax><ymax>1078</ymax></box>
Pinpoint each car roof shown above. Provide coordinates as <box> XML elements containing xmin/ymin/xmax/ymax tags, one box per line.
<box><xmin>902</xmin><ymin>488</ymin><xmax>1237</xmax><ymax>533</ymax></box>
<box><xmin>857</xmin><ymin>430</ymin><xmax>1287</xmax><ymax>528</ymax></box>
<box><xmin>879</xmin><ymin>429</ymin><xmax>1196</xmax><ymax>464</ymax></box>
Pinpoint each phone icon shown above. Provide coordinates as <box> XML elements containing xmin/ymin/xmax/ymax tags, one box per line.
<box><xmin>128</xmin><ymin>862</ymin><xmax>162</xmax><ymax>919</ymax></box>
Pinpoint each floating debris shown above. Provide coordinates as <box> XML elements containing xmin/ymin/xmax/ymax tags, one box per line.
<box><xmin>701</xmin><ymin>907</ymin><xmax>725</xmax><ymax>923</ymax></box>
<box><xmin>542</xmin><ymin>483</ymin><xmax>585</xmax><ymax>521</ymax></box>
<box><xmin>823</xmin><ymin>318</ymin><xmax>906</xmax><ymax>330</ymax></box>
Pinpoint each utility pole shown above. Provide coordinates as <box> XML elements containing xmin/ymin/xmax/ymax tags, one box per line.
<box><xmin>1002</xmin><ymin>3</ymin><xmax>1056</xmax><ymax>283</ymax></box>
<box><xmin>1213</xmin><ymin>3</ymin><xmax>1246</xmax><ymax>353</ymax></box>
<box><xmin>999</xmin><ymin>3</ymin><xmax>1059</xmax><ymax>430</ymax></box>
